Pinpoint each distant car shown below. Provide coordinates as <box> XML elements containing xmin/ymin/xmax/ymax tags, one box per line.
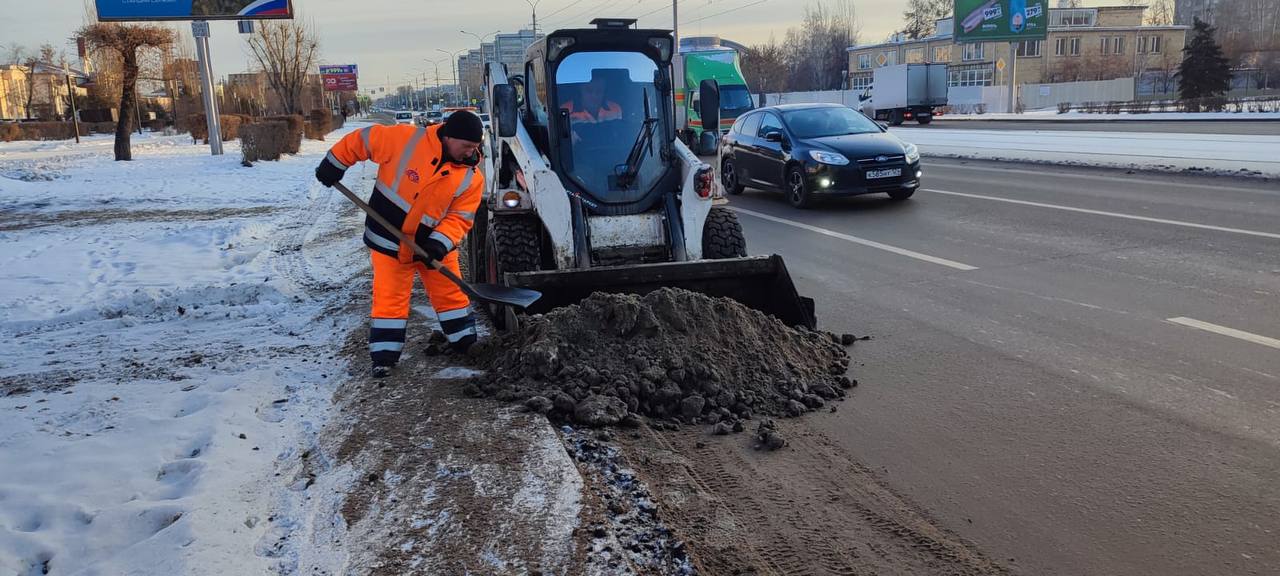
<box><xmin>394</xmin><ymin>111</ymin><xmax>414</xmax><ymax>125</ymax></box>
<box><xmin>719</xmin><ymin>103</ymin><xmax>921</xmax><ymax>208</ymax></box>
<box><xmin>478</xmin><ymin>113</ymin><xmax>491</xmax><ymax>130</ymax></box>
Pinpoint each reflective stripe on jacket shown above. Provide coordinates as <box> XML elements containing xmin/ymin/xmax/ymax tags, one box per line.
<box><xmin>325</xmin><ymin>123</ymin><xmax>484</xmax><ymax>263</ymax></box>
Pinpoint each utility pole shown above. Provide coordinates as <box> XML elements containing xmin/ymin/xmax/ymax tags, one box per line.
<box><xmin>64</xmin><ymin>70</ymin><xmax>80</xmax><ymax>143</ymax></box>
<box><xmin>192</xmin><ymin>21</ymin><xmax>222</xmax><ymax>155</ymax></box>
<box><xmin>673</xmin><ymin>0</ymin><xmax>679</xmax><ymax>52</ymax></box>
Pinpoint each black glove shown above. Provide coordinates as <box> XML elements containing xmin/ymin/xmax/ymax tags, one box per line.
<box><xmin>314</xmin><ymin>157</ymin><xmax>345</xmax><ymax>187</ymax></box>
<box><xmin>414</xmin><ymin>228</ymin><xmax>450</xmax><ymax>263</ymax></box>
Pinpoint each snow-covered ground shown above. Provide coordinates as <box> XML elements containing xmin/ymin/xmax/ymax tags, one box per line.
<box><xmin>938</xmin><ymin>110</ymin><xmax>1280</xmax><ymax>121</ymax></box>
<box><xmin>0</xmin><ymin>129</ymin><xmax>372</xmax><ymax>575</ymax></box>
<box><xmin>892</xmin><ymin>127</ymin><xmax>1280</xmax><ymax>177</ymax></box>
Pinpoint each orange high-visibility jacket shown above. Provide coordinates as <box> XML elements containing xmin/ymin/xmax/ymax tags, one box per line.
<box><xmin>564</xmin><ymin>100</ymin><xmax>623</xmax><ymax>123</ymax></box>
<box><xmin>325</xmin><ymin>124</ymin><xmax>484</xmax><ymax>263</ymax></box>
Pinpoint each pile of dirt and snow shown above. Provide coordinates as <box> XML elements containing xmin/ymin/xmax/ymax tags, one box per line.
<box><xmin>469</xmin><ymin>288</ymin><xmax>855</xmax><ymax>429</ymax></box>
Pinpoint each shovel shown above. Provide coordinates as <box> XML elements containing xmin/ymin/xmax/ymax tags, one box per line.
<box><xmin>332</xmin><ymin>181</ymin><xmax>542</xmax><ymax>310</ymax></box>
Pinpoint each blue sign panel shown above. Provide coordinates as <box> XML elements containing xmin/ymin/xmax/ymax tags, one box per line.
<box><xmin>96</xmin><ymin>0</ymin><xmax>293</xmax><ymax>21</ymax></box>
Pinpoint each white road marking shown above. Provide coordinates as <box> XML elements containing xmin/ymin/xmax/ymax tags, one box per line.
<box><xmin>1167</xmin><ymin>317</ymin><xmax>1280</xmax><ymax>350</ymax></box>
<box><xmin>730</xmin><ymin>207</ymin><xmax>979</xmax><ymax>271</ymax></box>
<box><xmin>923</xmin><ymin>188</ymin><xmax>1280</xmax><ymax>240</ymax></box>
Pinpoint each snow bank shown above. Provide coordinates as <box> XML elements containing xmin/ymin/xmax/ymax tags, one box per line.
<box><xmin>0</xmin><ymin>126</ymin><xmax>374</xmax><ymax>575</ymax></box>
<box><xmin>892</xmin><ymin>127</ymin><xmax>1280</xmax><ymax>177</ymax></box>
<box><xmin>937</xmin><ymin>110</ymin><xmax>1280</xmax><ymax>121</ymax></box>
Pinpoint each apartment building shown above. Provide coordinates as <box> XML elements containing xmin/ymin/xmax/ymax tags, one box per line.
<box><xmin>847</xmin><ymin>6</ymin><xmax>1189</xmax><ymax>94</ymax></box>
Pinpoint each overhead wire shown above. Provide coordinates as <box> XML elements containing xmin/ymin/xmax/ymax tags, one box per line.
<box><xmin>679</xmin><ymin>0</ymin><xmax>770</xmax><ymax>26</ymax></box>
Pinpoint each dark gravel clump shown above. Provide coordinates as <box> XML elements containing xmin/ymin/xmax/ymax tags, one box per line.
<box><xmin>469</xmin><ymin>288</ymin><xmax>852</xmax><ymax>428</ymax></box>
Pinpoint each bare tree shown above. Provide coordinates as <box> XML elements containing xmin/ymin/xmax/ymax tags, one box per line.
<box><xmin>741</xmin><ymin>35</ymin><xmax>786</xmax><ymax>97</ymax></box>
<box><xmin>246</xmin><ymin>20</ymin><xmax>321</xmax><ymax>115</ymax></box>
<box><xmin>1146</xmin><ymin>0</ymin><xmax>1174</xmax><ymax>25</ymax></box>
<box><xmin>5</xmin><ymin>45</ymin><xmax>40</xmax><ymax>119</ymax></box>
<box><xmin>78</xmin><ymin>23</ymin><xmax>175</xmax><ymax>160</ymax></box>
<box><xmin>899</xmin><ymin>0</ymin><xmax>952</xmax><ymax>39</ymax></box>
<box><xmin>783</xmin><ymin>1</ymin><xmax>861</xmax><ymax>91</ymax></box>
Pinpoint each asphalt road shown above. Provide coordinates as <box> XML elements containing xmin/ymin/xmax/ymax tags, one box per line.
<box><xmin>727</xmin><ymin>159</ymin><xmax>1280</xmax><ymax>576</ymax></box>
<box><xmin>929</xmin><ymin>119</ymin><xmax>1280</xmax><ymax>135</ymax></box>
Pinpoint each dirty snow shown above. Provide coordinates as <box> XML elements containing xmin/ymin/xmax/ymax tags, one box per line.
<box><xmin>892</xmin><ymin>127</ymin><xmax>1280</xmax><ymax>177</ymax></box>
<box><xmin>0</xmin><ymin>128</ymin><xmax>373</xmax><ymax>575</ymax></box>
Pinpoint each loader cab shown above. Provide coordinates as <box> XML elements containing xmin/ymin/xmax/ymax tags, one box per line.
<box><xmin>521</xmin><ymin>18</ymin><xmax>677</xmax><ymax>216</ymax></box>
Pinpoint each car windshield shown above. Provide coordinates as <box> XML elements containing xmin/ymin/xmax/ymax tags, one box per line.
<box><xmin>396</xmin><ymin>112</ymin><xmax>412</xmax><ymax>119</ymax></box>
<box><xmin>720</xmin><ymin>85</ymin><xmax>754</xmax><ymax>113</ymax></box>
<box><xmin>556</xmin><ymin>51</ymin><xmax>664</xmax><ymax>203</ymax></box>
<box><xmin>782</xmin><ymin>107</ymin><xmax>880</xmax><ymax>138</ymax></box>
<box><xmin>428</xmin><ymin>112</ymin><xmax>441</xmax><ymax>118</ymax></box>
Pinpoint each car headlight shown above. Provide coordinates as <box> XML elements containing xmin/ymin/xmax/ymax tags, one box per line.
<box><xmin>808</xmin><ymin>150</ymin><xmax>850</xmax><ymax>165</ymax></box>
<box><xmin>904</xmin><ymin>142</ymin><xmax>920</xmax><ymax>164</ymax></box>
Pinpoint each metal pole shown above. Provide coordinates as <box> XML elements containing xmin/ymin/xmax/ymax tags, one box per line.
<box><xmin>673</xmin><ymin>0</ymin><xmax>679</xmax><ymax>48</ymax></box>
<box><xmin>193</xmin><ymin>21</ymin><xmax>222</xmax><ymax>155</ymax></box>
<box><xmin>1008</xmin><ymin>41</ymin><xmax>1018</xmax><ymax>114</ymax></box>
<box><xmin>66</xmin><ymin>73</ymin><xmax>81</xmax><ymax>143</ymax></box>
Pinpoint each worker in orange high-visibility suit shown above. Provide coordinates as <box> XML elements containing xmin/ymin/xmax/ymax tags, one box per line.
<box><xmin>315</xmin><ymin>112</ymin><xmax>485</xmax><ymax>378</ymax></box>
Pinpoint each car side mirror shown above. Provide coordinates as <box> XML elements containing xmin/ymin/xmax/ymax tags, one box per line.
<box><xmin>508</xmin><ymin>75</ymin><xmax>526</xmax><ymax>108</ymax></box>
<box><xmin>699</xmin><ymin>79</ymin><xmax>721</xmax><ymax>134</ymax></box>
<box><xmin>764</xmin><ymin>131</ymin><xmax>783</xmax><ymax>143</ymax></box>
<box><xmin>493</xmin><ymin>84</ymin><xmax>518</xmax><ymax>138</ymax></box>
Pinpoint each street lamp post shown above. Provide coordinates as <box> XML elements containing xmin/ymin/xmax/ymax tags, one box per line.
<box><xmin>437</xmin><ymin>49</ymin><xmax>465</xmax><ymax>106</ymax></box>
<box><xmin>460</xmin><ymin>30</ymin><xmax>500</xmax><ymax>105</ymax></box>
<box><xmin>522</xmin><ymin>0</ymin><xmax>542</xmax><ymax>36</ymax></box>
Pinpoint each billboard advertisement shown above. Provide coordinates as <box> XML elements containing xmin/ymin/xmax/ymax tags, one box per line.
<box><xmin>954</xmin><ymin>0</ymin><xmax>1048</xmax><ymax>43</ymax></box>
<box><xmin>96</xmin><ymin>0</ymin><xmax>293</xmax><ymax>21</ymax></box>
<box><xmin>320</xmin><ymin>65</ymin><xmax>359</xmax><ymax>92</ymax></box>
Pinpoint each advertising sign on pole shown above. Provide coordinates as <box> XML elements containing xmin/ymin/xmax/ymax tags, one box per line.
<box><xmin>953</xmin><ymin>0</ymin><xmax>1047</xmax><ymax>43</ymax></box>
<box><xmin>95</xmin><ymin>0</ymin><xmax>294</xmax><ymax>22</ymax></box>
<box><xmin>320</xmin><ymin>65</ymin><xmax>359</xmax><ymax>92</ymax></box>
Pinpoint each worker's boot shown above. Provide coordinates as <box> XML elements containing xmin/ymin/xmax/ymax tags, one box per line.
<box><xmin>371</xmin><ymin>363</ymin><xmax>395</xmax><ymax>379</ymax></box>
<box><xmin>449</xmin><ymin>333</ymin><xmax>477</xmax><ymax>355</ymax></box>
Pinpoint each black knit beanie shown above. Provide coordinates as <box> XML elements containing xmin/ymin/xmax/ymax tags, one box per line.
<box><xmin>439</xmin><ymin>111</ymin><xmax>484</xmax><ymax>142</ymax></box>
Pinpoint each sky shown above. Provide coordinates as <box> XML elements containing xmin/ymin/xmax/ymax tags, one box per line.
<box><xmin>0</xmin><ymin>0</ymin><xmax>1091</xmax><ymax>93</ymax></box>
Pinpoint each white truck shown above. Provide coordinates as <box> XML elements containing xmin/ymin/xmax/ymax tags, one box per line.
<box><xmin>858</xmin><ymin>63</ymin><xmax>948</xmax><ymax>126</ymax></box>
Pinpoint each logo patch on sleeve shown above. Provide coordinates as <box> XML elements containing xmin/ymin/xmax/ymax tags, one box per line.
<box><xmin>405</xmin><ymin>169</ymin><xmax>420</xmax><ymax>183</ymax></box>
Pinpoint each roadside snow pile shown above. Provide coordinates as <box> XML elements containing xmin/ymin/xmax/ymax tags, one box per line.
<box><xmin>893</xmin><ymin>127</ymin><xmax>1280</xmax><ymax>177</ymax></box>
<box><xmin>470</xmin><ymin>288</ymin><xmax>854</xmax><ymax>429</ymax></box>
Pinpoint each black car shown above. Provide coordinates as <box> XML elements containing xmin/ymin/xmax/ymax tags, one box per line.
<box><xmin>720</xmin><ymin>103</ymin><xmax>922</xmax><ymax>208</ymax></box>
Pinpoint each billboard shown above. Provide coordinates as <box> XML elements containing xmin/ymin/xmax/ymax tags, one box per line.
<box><xmin>320</xmin><ymin>65</ymin><xmax>358</xmax><ymax>92</ymax></box>
<box><xmin>95</xmin><ymin>0</ymin><xmax>293</xmax><ymax>21</ymax></box>
<box><xmin>954</xmin><ymin>0</ymin><xmax>1048</xmax><ymax>43</ymax></box>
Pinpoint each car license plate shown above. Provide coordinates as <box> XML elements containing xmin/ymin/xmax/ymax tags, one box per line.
<box><xmin>866</xmin><ymin>168</ymin><xmax>901</xmax><ymax>179</ymax></box>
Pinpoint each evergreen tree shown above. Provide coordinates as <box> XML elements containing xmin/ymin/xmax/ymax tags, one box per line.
<box><xmin>899</xmin><ymin>0</ymin><xmax>952</xmax><ymax>40</ymax></box>
<box><xmin>1178</xmin><ymin>18</ymin><xmax>1232</xmax><ymax>100</ymax></box>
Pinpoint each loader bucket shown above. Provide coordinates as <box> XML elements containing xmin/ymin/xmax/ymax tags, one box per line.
<box><xmin>504</xmin><ymin>255</ymin><xmax>817</xmax><ymax>330</ymax></box>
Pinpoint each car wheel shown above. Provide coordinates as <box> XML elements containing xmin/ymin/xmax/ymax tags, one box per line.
<box><xmin>786</xmin><ymin>165</ymin><xmax>813</xmax><ymax>209</ymax></box>
<box><xmin>722</xmin><ymin>157</ymin><xmax>745</xmax><ymax>195</ymax></box>
<box><xmin>916</xmin><ymin>115</ymin><xmax>932</xmax><ymax>125</ymax></box>
<box><xmin>888</xmin><ymin>188</ymin><xmax>915</xmax><ymax>201</ymax></box>
<box><xmin>889</xmin><ymin>109</ymin><xmax>904</xmax><ymax>126</ymax></box>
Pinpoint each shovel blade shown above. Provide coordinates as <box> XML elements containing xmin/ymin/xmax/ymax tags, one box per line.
<box><xmin>467</xmin><ymin>283</ymin><xmax>542</xmax><ymax>310</ymax></box>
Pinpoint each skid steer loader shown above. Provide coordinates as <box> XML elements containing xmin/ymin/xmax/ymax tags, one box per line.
<box><xmin>466</xmin><ymin>17</ymin><xmax>815</xmax><ymax>329</ymax></box>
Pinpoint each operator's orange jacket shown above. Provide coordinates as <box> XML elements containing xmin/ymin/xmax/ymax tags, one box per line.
<box><xmin>325</xmin><ymin>123</ymin><xmax>483</xmax><ymax>263</ymax></box>
<box><xmin>564</xmin><ymin>100</ymin><xmax>623</xmax><ymax>123</ymax></box>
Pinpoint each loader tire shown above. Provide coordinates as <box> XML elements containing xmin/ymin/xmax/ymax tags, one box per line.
<box><xmin>702</xmin><ymin>206</ymin><xmax>747</xmax><ymax>259</ymax></box>
<box><xmin>485</xmin><ymin>214</ymin><xmax>542</xmax><ymax>329</ymax></box>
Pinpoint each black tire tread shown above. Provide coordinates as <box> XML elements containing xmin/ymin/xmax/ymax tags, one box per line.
<box><xmin>703</xmin><ymin>206</ymin><xmax>748</xmax><ymax>259</ymax></box>
<box><xmin>490</xmin><ymin>215</ymin><xmax>541</xmax><ymax>277</ymax></box>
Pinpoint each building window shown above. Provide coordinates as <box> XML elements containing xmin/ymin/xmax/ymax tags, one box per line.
<box><xmin>1049</xmin><ymin>8</ymin><xmax>1098</xmax><ymax>28</ymax></box>
<box><xmin>933</xmin><ymin>45</ymin><xmax>953</xmax><ymax>62</ymax></box>
<box><xmin>905</xmin><ymin>47</ymin><xmax>925</xmax><ymax>64</ymax></box>
<box><xmin>878</xmin><ymin>51</ymin><xmax>897</xmax><ymax>66</ymax></box>
<box><xmin>850</xmin><ymin>73</ymin><xmax>873</xmax><ymax>90</ymax></box>
<box><xmin>961</xmin><ymin>43</ymin><xmax>986</xmax><ymax>62</ymax></box>
<box><xmin>858</xmin><ymin>53</ymin><xmax>871</xmax><ymax>69</ymax></box>
<box><xmin>1138</xmin><ymin>35</ymin><xmax>1162</xmax><ymax>54</ymax></box>
<box><xmin>1016</xmin><ymin>40</ymin><xmax>1041</xmax><ymax>57</ymax></box>
<box><xmin>1100</xmin><ymin>36</ymin><xmax>1125</xmax><ymax>55</ymax></box>
<box><xmin>949</xmin><ymin>64</ymin><xmax>994</xmax><ymax>87</ymax></box>
<box><xmin>1069</xmin><ymin>37</ymin><xmax>1081</xmax><ymax>56</ymax></box>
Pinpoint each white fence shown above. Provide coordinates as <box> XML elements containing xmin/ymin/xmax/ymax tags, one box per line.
<box><xmin>763</xmin><ymin>78</ymin><xmax>1139</xmax><ymax>114</ymax></box>
<box><xmin>1020</xmin><ymin>78</ymin><xmax>1135</xmax><ymax>110</ymax></box>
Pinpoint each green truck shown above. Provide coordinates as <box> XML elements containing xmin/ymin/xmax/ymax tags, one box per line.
<box><xmin>675</xmin><ymin>50</ymin><xmax>755</xmax><ymax>155</ymax></box>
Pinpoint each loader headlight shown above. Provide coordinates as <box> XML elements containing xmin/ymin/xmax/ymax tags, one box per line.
<box><xmin>904</xmin><ymin>142</ymin><xmax>920</xmax><ymax>164</ymax></box>
<box><xmin>808</xmin><ymin>150</ymin><xmax>850</xmax><ymax>165</ymax></box>
<box><xmin>501</xmin><ymin>191</ymin><xmax>522</xmax><ymax>209</ymax></box>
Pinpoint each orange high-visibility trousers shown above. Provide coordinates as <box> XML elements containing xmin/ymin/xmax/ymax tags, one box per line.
<box><xmin>368</xmin><ymin>249</ymin><xmax>475</xmax><ymax>366</ymax></box>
